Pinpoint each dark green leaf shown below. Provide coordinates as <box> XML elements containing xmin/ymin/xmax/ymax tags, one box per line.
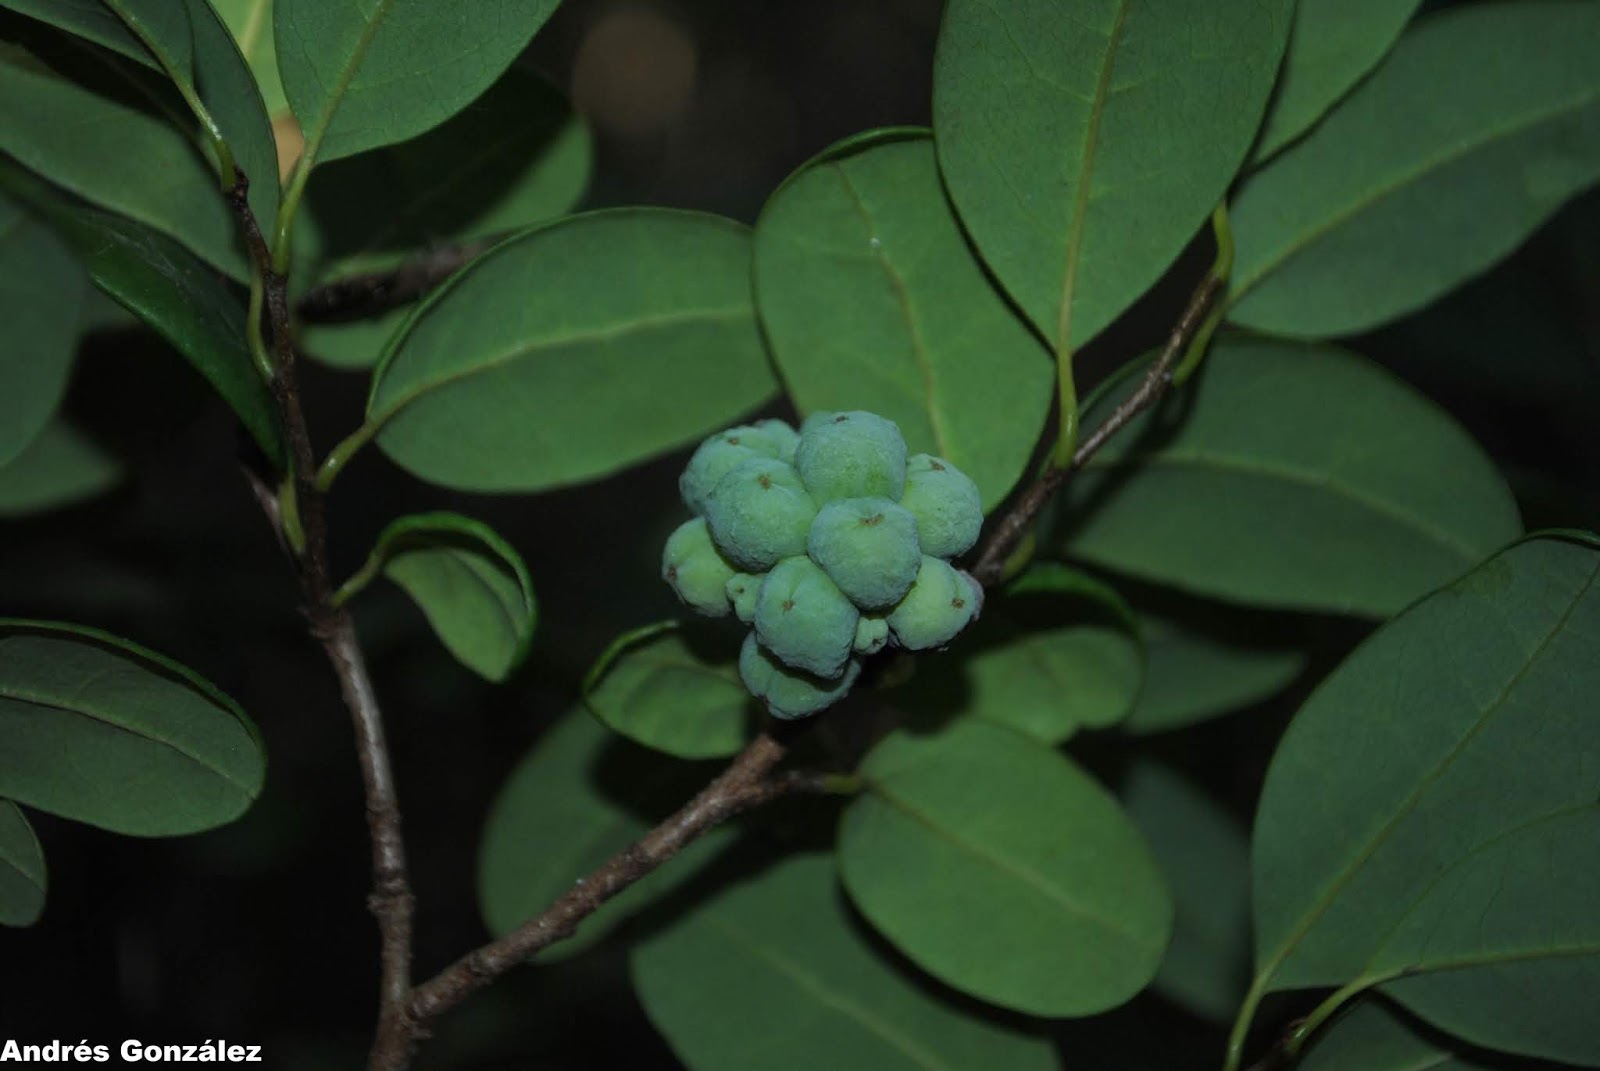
<box><xmin>364</xmin><ymin>209</ymin><xmax>776</xmax><ymax>492</ymax></box>
<box><xmin>211</xmin><ymin>0</ymin><xmax>286</xmax><ymax>114</ymax></box>
<box><xmin>478</xmin><ymin>707</ymin><xmax>733</xmax><ymax>962</ymax></box>
<box><xmin>1122</xmin><ymin>761</ymin><xmax>1249</xmax><ymax>1023</ymax></box>
<box><xmin>1300</xmin><ymin>1000</ymin><xmax>1536</xmax><ymax>1071</ymax></box>
<box><xmin>0</xmin><ymin>620</ymin><xmax>266</xmax><ymax>836</ymax></box>
<box><xmin>933</xmin><ymin>0</ymin><xmax>1293</xmax><ymax>349</ymax></box>
<box><xmin>584</xmin><ymin>622</ymin><xmax>755</xmax><ymax>761</ymax></box>
<box><xmin>1250</xmin><ymin>533</ymin><xmax>1600</xmax><ymax>1066</ymax></box>
<box><xmin>351</xmin><ymin>512</ymin><xmax>536</xmax><ymax>682</ymax></box>
<box><xmin>0</xmin><ymin>0</ymin><xmax>170</xmax><ymax>70</ymax></box>
<box><xmin>1058</xmin><ymin>338</ymin><xmax>1521</xmax><ymax>617</ymax></box>
<box><xmin>753</xmin><ymin>131</ymin><xmax>1050</xmax><ymax>509</ymax></box>
<box><xmin>275</xmin><ymin>0</ymin><xmax>561</xmax><ymax>166</ymax></box>
<box><xmin>0</xmin><ymin>420</ymin><xmax>121</xmax><ymax>518</ymax></box>
<box><xmin>633</xmin><ymin>852</ymin><xmax>1059</xmax><ymax>1071</ymax></box>
<box><xmin>1249</xmin><ymin>0</ymin><xmax>1421</xmax><ymax>163</ymax></box>
<box><xmin>839</xmin><ymin>718</ymin><xmax>1172</xmax><ymax>1017</ymax></box>
<box><xmin>1124</xmin><ymin>605</ymin><xmax>1305</xmax><ymax>734</ymax></box>
<box><xmin>0</xmin><ymin>191</ymin><xmax>85</xmax><ymax>465</ymax></box>
<box><xmin>1229</xmin><ymin>2</ymin><xmax>1600</xmax><ymax>337</ymax></box>
<box><xmin>0</xmin><ymin>800</ymin><xmax>45</xmax><ymax>927</ymax></box>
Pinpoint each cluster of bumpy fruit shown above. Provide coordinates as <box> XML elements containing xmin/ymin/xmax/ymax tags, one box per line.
<box><xmin>663</xmin><ymin>411</ymin><xmax>984</xmax><ymax>719</ymax></box>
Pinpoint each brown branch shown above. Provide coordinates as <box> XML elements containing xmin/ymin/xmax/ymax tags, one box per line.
<box><xmin>968</xmin><ymin>267</ymin><xmax>1227</xmax><ymax>588</ymax></box>
<box><xmin>296</xmin><ymin>239</ymin><xmax>494</xmax><ymax>324</ymax></box>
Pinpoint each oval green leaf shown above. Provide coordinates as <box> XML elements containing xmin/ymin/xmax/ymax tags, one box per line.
<box><xmin>0</xmin><ymin>420</ymin><xmax>121</xmax><ymax>518</ymax></box>
<box><xmin>0</xmin><ymin>800</ymin><xmax>45</xmax><ymax>927</ymax></box>
<box><xmin>364</xmin><ymin>209</ymin><xmax>776</xmax><ymax>492</ymax></box>
<box><xmin>584</xmin><ymin>621</ymin><xmax>755</xmax><ymax>761</ymax></box>
<box><xmin>1229</xmin><ymin>2</ymin><xmax>1600</xmax><ymax>338</ymax></box>
<box><xmin>1250</xmin><ymin>533</ymin><xmax>1600</xmax><ymax>1066</ymax></box>
<box><xmin>1300</xmin><ymin>1000</ymin><xmax>1543</xmax><ymax>1071</ymax></box>
<box><xmin>632</xmin><ymin>851</ymin><xmax>1060</xmax><ymax>1071</ymax></box>
<box><xmin>0</xmin><ymin>620</ymin><xmax>266</xmax><ymax>836</ymax></box>
<box><xmin>839</xmin><ymin>718</ymin><xmax>1172</xmax><ymax>1017</ymax></box>
<box><xmin>1057</xmin><ymin>338</ymin><xmax>1522</xmax><ymax>617</ymax></box>
<box><xmin>1249</xmin><ymin>0</ymin><xmax>1421</xmax><ymax>164</ymax></box>
<box><xmin>753</xmin><ymin>131</ymin><xmax>1051</xmax><ymax>509</ymax></box>
<box><xmin>0</xmin><ymin>191</ymin><xmax>84</xmax><ymax>465</ymax></box>
<box><xmin>1122</xmin><ymin>761</ymin><xmax>1249</xmax><ymax>1023</ymax></box>
<box><xmin>348</xmin><ymin>512</ymin><xmax>536</xmax><ymax>682</ymax></box>
<box><xmin>212</xmin><ymin>0</ymin><xmax>286</xmax><ymax>115</ymax></box>
<box><xmin>275</xmin><ymin>0</ymin><xmax>560</xmax><ymax>166</ymax></box>
<box><xmin>932</xmin><ymin>0</ymin><xmax>1293</xmax><ymax>349</ymax></box>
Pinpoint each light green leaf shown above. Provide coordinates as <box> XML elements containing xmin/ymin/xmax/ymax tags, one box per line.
<box><xmin>478</xmin><ymin>707</ymin><xmax>734</xmax><ymax>962</ymax></box>
<box><xmin>346</xmin><ymin>512</ymin><xmax>535</xmax><ymax>682</ymax></box>
<box><xmin>1057</xmin><ymin>338</ymin><xmax>1521</xmax><ymax>617</ymax></box>
<box><xmin>932</xmin><ymin>0</ymin><xmax>1293</xmax><ymax>350</ymax></box>
<box><xmin>1248</xmin><ymin>533</ymin><xmax>1600</xmax><ymax>1066</ymax></box>
<box><xmin>0</xmin><ymin>420</ymin><xmax>121</xmax><ymax>518</ymax></box>
<box><xmin>1250</xmin><ymin>0</ymin><xmax>1422</xmax><ymax>163</ymax></box>
<box><xmin>0</xmin><ymin>800</ymin><xmax>45</xmax><ymax>927</ymax></box>
<box><xmin>1300</xmin><ymin>1000</ymin><xmax>1538</xmax><ymax>1071</ymax></box>
<box><xmin>839</xmin><ymin>718</ymin><xmax>1172</xmax><ymax>1017</ymax></box>
<box><xmin>0</xmin><ymin>191</ymin><xmax>85</xmax><ymax>465</ymax></box>
<box><xmin>275</xmin><ymin>0</ymin><xmax>561</xmax><ymax>166</ymax></box>
<box><xmin>1123</xmin><ymin>761</ymin><xmax>1249</xmax><ymax>1023</ymax></box>
<box><xmin>753</xmin><ymin>130</ymin><xmax>1050</xmax><ymax>509</ymax></box>
<box><xmin>899</xmin><ymin>562</ymin><xmax>1141</xmax><ymax>745</ymax></box>
<box><xmin>633</xmin><ymin>852</ymin><xmax>1060</xmax><ymax>1071</ymax></box>
<box><xmin>0</xmin><ymin>620</ymin><xmax>266</xmax><ymax>836</ymax></box>
<box><xmin>584</xmin><ymin>622</ymin><xmax>755</xmax><ymax>761</ymax></box>
<box><xmin>1124</xmin><ymin>604</ymin><xmax>1305</xmax><ymax>734</ymax></box>
<box><xmin>362</xmin><ymin>209</ymin><xmax>776</xmax><ymax>493</ymax></box>
<box><xmin>211</xmin><ymin>0</ymin><xmax>286</xmax><ymax>115</ymax></box>
<box><xmin>1230</xmin><ymin>2</ymin><xmax>1600</xmax><ymax>338</ymax></box>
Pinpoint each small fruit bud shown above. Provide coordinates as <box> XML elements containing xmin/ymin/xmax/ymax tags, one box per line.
<box><xmin>807</xmin><ymin>497</ymin><xmax>921</xmax><ymax>609</ymax></box>
<box><xmin>887</xmin><ymin>556</ymin><xmax>981</xmax><ymax>650</ymax></box>
<box><xmin>793</xmin><ymin>411</ymin><xmax>908</xmax><ymax>502</ymax></box>
<box><xmin>738</xmin><ymin>633</ymin><xmax>861</xmax><ymax>719</ymax></box>
<box><xmin>704</xmin><ymin>458</ymin><xmax>817</xmax><ymax>571</ymax></box>
<box><xmin>661</xmin><ymin>518</ymin><xmax>738</xmax><ymax>617</ymax></box>
<box><xmin>753</xmin><ymin>555</ymin><xmax>859</xmax><ymax>678</ymax></box>
<box><xmin>900</xmin><ymin>453</ymin><xmax>983</xmax><ymax>558</ymax></box>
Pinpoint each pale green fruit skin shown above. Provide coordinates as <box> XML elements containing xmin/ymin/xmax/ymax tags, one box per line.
<box><xmin>679</xmin><ymin>420</ymin><xmax>799</xmax><ymax>514</ymax></box>
<box><xmin>794</xmin><ymin>411</ymin><xmax>908</xmax><ymax>502</ymax></box>
<box><xmin>739</xmin><ymin>633</ymin><xmax>861</xmax><ymax>720</ymax></box>
<box><xmin>661</xmin><ymin>518</ymin><xmax>737</xmax><ymax>617</ymax></box>
<box><xmin>753</xmin><ymin>556</ymin><xmax>860</xmax><ymax>678</ymax></box>
<box><xmin>705</xmin><ymin>458</ymin><xmax>817</xmax><ymax>571</ymax></box>
<box><xmin>900</xmin><ymin>454</ymin><xmax>984</xmax><ymax>558</ymax></box>
<box><xmin>726</xmin><ymin>572</ymin><xmax>762</xmax><ymax>624</ymax></box>
<box><xmin>888</xmin><ymin>556</ymin><xmax>981</xmax><ymax>650</ymax></box>
<box><xmin>854</xmin><ymin>615</ymin><xmax>890</xmax><ymax>655</ymax></box>
<box><xmin>807</xmin><ymin>497</ymin><xmax>921</xmax><ymax>610</ymax></box>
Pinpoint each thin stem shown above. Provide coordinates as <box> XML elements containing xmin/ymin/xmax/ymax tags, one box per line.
<box><xmin>1174</xmin><ymin>204</ymin><xmax>1234</xmax><ymax>386</ymax></box>
<box><xmin>1053</xmin><ymin>344</ymin><xmax>1081</xmax><ymax>468</ymax></box>
<box><xmin>1225</xmin><ymin>974</ymin><xmax>1271</xmax><ymax>1071</ymax></box>
<box><xmin>1284</xmin><ymin>978</ymin><xmax>1374</xmax><ymax>1059</ymax></box>
<box><xmin>316</xmin><ymin>420</ymin><xmax>382</xmax><ymax>493</ymax></box>
<box><xmin>298</xmin><ymin>238</ymin><xmax>494</xmax><ymax>323</ymax></box>
<box><xmin>272</xmin><ymin>153</ymin><xmax>313</xmax><ymax>273</ymax></box>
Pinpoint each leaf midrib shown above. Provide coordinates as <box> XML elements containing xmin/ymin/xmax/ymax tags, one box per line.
<box><xmin>294</xmin><ymin>0</ymin><xmax>396</xmax><ymax>163</ymax></box>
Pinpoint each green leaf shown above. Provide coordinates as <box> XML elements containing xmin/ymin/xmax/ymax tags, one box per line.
<box><xmin>0</xmin><ymin>191</ymin><xmax>85</xmax><ymax>466</ymax></box>
<box><xmin>932</xmin><ymin>0</ymin><xmax>1293</xmax><ymax>350</ymax></box>
<box><xmin>362</xmin><ymin>209</ymin><xmax>777</xmax><ymax>493</ymax></box>
<box><xmin>211</xmin><ymin>0</ymin><xmax>286</xmax><ymax>115</ymax></box>
<box><xmin>838</xmin><ymin>718</ymin><xmax>1172</xmax><ymax>1017</ymax></box>
<box><xmin>0</xmin><ymin>620</ymin><xmax>267</xmax><ymax>836</ymax></box>
<box><xmin>752</xmin><ymin>131</ymin><xmax>1051</xmax><ymax>509</ymax></box>
<box><xmin>0</xmin><ymin>420</ymin><xmax>121</xmax><ymax>518</ymax></box>
<box><xmin>347</xmin><ymin>512</ymin><xmax>536</xmax><ymax>682</ymax></box>
<box><xmin>1248</xmin><ymin>533</ymin><xmax>1600</xmax><ymax>1066</ymax></box>
<box><xmin>1249</xmin><ymin>0</ymin><xmax>1421</xmax><ymax>163</ymax></box>
<box><xmin>632</xmin><ymin>851</ymin><xmax>1060</xmax><ymax>1071</ymax></box>
<box><xmin>478</xmin><ymin>707</ymin><xmax>734</xmax><ymax>962</ymax></box>
<box><xmin>0</xmin><ymin>799</ymin><xmax>45</xmax><ymax>927</ymax></box>
<box><xmin>1122</xmin><ymin>761</ymin><xmax>1249</xmax><ymax>1023</ymax></box>
<box><xmin>274</xmin><ymin>0</ymin><xmax>561</xmax><ymax>166</ymax></box>
<box><xmin>1229</xmin><ymin>2</ymin><xmax>1600</xmax><ymax>338</ymax></box>
<box><xmin>0</xmin><ymin>0</ymin><xmax>173</xmax><ymax>70</ymax></box>
<box><xmin>1300</xmin><ymin>1000</ymin><xmax>1543</xmax><ymax>1071</ymax></box>
<box><xmin>1123</xmin><ymin>604</ymin><xmax>1306</xmax><ymax>734</ymax></box>
<box><xmin>584</xmin><ymin>622</ymin><xmax>755</xmax><ymax>761</ymax></box>
<box><xmin>1057</xmin><ymin>338</ymin><xmax>1522</xmax><ymax>617</ymax></box>
<box><xmin>899</xmin><ymin>562</ymin><xmax>1142</xmax><ymax>745</ymax></box>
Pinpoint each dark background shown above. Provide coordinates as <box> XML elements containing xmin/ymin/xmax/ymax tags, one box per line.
<box><xmin>3</xmin><ymin>0</ymin><xmax>1598</xmax><ymax>1067</ymax></box>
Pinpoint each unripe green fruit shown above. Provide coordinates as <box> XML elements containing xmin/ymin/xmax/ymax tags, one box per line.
<box><xmin>807</xmin><ymin>497</ymin><xmax>921</xmax><ymax>610</ymax></box>
<box><xmin>705</xmin><ymin>458</ymin><xmax>817</xmax><ymax>571</ymax></box>
<box><xmin>726</xmin><ymin>572</ymin><xmax>761</xmax><ymax>624</ymax></box>
<box><xmin>794</xmin><ymin>411</ymin><xmax>908</xmax><ymax>502</ymax></box>
<box><xmin>900</xmin><ymin>454</ymin><xmax>984</xmax><ymax>558</ymax></box>
<box><xmin>661</xmin><ymin>518</ymin><xmax>737</xmax><ymax>617</ymax></box>
<box><xmin>679</xmin><ymin>420</ymin><xmax>800</xmax><ymax>514</ymax></box>
<box><xmin>753</xmin><ymin>556</ymin><xmax>859</xmax><ymax>678</ymax></box>
<box><xmin>854</xmin><ymin>615</ymin><xmax>890</xmax><ymax>656</ymax></box>
<box><xmin>888</xmin><ymin>556</ymin><xmax>982</xmax><ymax>650</ymax></box>
<box><xmin>738</xmin><ymin>633</ymin><xmax>861</xmax><ymax>720</ymax></box>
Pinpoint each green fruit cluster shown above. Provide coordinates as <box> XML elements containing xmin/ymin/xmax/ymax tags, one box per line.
<box><xmin>663</xmin><ymin>412</ymin><xmax>984</xmax><ymax>719</ymax></box>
